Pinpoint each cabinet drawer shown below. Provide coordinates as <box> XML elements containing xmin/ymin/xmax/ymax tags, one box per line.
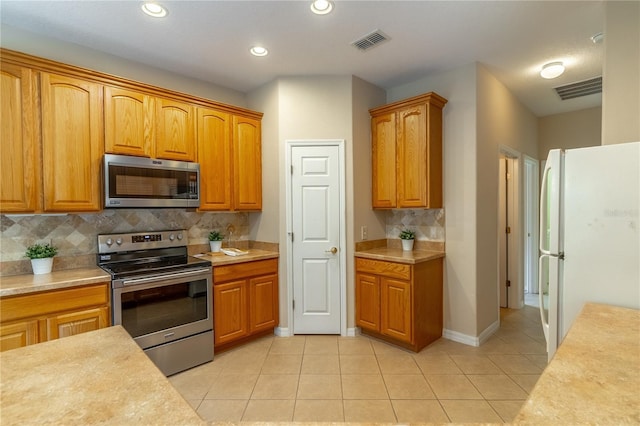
<box><xmin>214</xmin><ymin>258</ymin><xmax>278</xmax><ymax>283</ymax></box>
<box><xmin>0</xmin><ymin>283</ymin><xmax>110</xmax><ymax>323</ymax></box>
<box><xmin>355</xmin><ymin>258</ymin><xmax>411</xmax><ymax>280</ymax></box>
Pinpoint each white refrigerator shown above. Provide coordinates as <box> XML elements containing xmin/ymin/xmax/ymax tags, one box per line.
<box><xmin>538</xmin><ymin>141</ymin><xmax>640</xmax><ymax>362</ymax></box>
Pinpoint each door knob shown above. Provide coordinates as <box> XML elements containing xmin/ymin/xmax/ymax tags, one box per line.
<box><xmin>325</xmin><ymin>247</ymin><xmax>338</xmax><ymax>254</ymax></box>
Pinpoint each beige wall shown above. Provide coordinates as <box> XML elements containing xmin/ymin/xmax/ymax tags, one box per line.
<box><xmin>538</xmin><ymin>107</ymin><xmax>601</xmax><ymax>159</ymax></box>
<box><xmin>352</xmin><ymin>78</ymin><xmax>387</xmax><ymax>243</ymax></box>
<box><xmin>602</xmin><ymin>1</ymin><xmax>640</xmax><ymax>145</ymax></box>
<box><xmin>475</xmin><ymin>64</ymin><xmax>538</xmax><ymax>335</ymax></box>
<box><xmin>0</xmin><ymin>24</ymin><xmax>247</xmax><ymax>107</ymax></box>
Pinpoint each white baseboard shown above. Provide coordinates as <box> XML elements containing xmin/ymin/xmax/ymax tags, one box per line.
<box><xmin>274</xmin><ymin>326</ymin><xmax>290</xmax><ymax>337</ymax></box>
<box><xmin>442</xmin><ymin>320</ymin><xmax>499</xmax><ymax>347</ymax></box>
<box><xmin>346</xmin><ymin>327</ymin><xmax>359</xmax><ymax>337</ymax></box>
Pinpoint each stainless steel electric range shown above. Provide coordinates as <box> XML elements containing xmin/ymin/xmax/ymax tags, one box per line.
<box><xmin>97</xmin><ymin>230</ymin><xmax>213</xmax><ymax>376</ymax></box>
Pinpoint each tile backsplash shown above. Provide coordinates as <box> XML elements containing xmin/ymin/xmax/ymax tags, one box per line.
<box><xmin>0</xmin><ymin>210</ymin><xmax>249</xmax><ymax>276</ymax></box>
<box><xmin>385</xmin><ymin>209</ymin><xmax>445</xmax><ymax>241</ymax></box>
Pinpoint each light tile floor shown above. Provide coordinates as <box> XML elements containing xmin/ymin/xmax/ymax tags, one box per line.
<box><xmin>169</xmin><ymin>305</ymin><xmax>547</xmax><ymax>424</ymax></box>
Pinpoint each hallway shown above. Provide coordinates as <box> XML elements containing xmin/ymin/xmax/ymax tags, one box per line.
<box><xmin>170</xmin><ymin>305</ymin><xmax>546</xmax><ymax>423</ymax></box>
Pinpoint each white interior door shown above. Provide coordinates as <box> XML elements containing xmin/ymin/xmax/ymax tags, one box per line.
<box><xmin>290</xmin><ymin>143</ymin><xmax>343</xmax><ymax>334</ymax></box>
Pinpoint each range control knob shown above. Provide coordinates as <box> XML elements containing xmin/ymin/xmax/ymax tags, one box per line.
<box><xmin>105</xmin><ymin>238</ymin><xmax>113</xmax><ymax>246</ymax></box>
<box><xmin>177</xmin><ymin>233</ymin><xmax>183</xmax><ymax>241</ymax></box>
<box><xmin>169</xmin><ymin>233</ymin><xmax>175</xmax><ymax>241</ymax></box>
<box><xmin>116</xmin><ymin>238</ymin><xmax>123</xmax><ymax>246</ymax></box>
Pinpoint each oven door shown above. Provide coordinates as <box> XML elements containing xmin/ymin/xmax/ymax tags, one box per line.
<box><xmin>112</xmin><ymin>267</ymin><xmax>212</xmax><ymax>350</ymax></box>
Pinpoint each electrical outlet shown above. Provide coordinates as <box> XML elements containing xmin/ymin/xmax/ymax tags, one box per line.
<box><xmin>361</xmin><ymin>225</ymin><xmax>368</xmax><ymax>240</ymax></box>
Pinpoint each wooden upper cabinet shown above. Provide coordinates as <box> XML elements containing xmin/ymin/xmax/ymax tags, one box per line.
<box><xmin>155</xmin><ymin>98</ymin><xmax>195</xmax><ymax>162</ymax></box>
<box><xmin>197</xmin><ymin>107</ymin><xmax>232</xmax><ymax>211</ymax></box>
<box><xmin>0</xmin><ymin>63</ymin><xmax>40</xmax><ymax>213</ymax></box>
<box><xmin>104</xmin><ymin>86</ymin><xmax>155</xmax><ymax>157</ymax></box>
<box><xmin>40</xmin><ymin>72</ymin><xmax>103</xmax><ymax>212</ymax></box>
<box><xmin>233</xmin><ymin>116</ymin><xmax>262</xmax><ymax>211</ymax></box>
<box><xmin>371</xmin><ymin>112</ymin><xmax>397</xmax><ymax>209</ymax></box>
<box><xmin>370</xmin><ymin>92</ymin><xmax>447</xmax><ymax>209</ymax></box>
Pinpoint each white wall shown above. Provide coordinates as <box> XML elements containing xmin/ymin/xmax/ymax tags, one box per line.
<box><xmin>0</xmin><ymin>24</ymin><xmax>246</xmax><ymax>107</ymax></box>
<box><xmin>602</xmin><ymin>1</ymin><xmax>640</xmax><ymax>145</ymax></box>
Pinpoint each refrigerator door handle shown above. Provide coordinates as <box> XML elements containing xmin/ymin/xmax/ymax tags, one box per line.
<box><xmin>539</xmin><ymin>160</ymin><xmax>551</xmax><ymax>256</ymax></box>
<box><xmin>538</xmin><ymin>254</ymin><xmax>550</xmax><ymax>344</ymax></box>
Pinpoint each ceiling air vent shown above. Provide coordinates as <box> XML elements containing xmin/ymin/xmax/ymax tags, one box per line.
<box><xmin>351</xmin><ymin>30</ymin><xmax>390</xmax><ymax>51</ymax></box>
<box><xmin>554</xmin><ymin>76</ymin><xmax>602</xmax><ymax>100</ymax></box>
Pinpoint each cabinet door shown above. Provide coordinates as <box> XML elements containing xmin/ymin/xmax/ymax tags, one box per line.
<box><xmin>45</xmin><ymin>306</ymin><xmax>109</xmax><ymax>340</ymax></box>
<box><xmin>396</xmin><ymin>104</ymin><xmax>427</xmax><ymax>208</ymax></box>
<box><xmin>355</xmin><ymin>272</ymin><xmax>380</xmax><ymax>332</ymax></box>
<box><xmin>40</xmin><ymin>72</ymin><xmax>103</xmax><ymax>212</ymax></box>
<box><xmin>249</xmin><ymin>274</ymin><xmax>279</xmax><ymax>333</ymax></box>
<box><xmin>213</xmin><ymin>280</ymin><xmax>248</xmax><ymax>346</ymax></box>
<box><xmin>371</xmin><ymin>112</ymin><xmax>397</xmax><ymax>208</ymax></box>
<box><xmin>104</xmin><ymin>86</ymin><xmax>155</xmax><ymax>157</ymax></box>
<box><xmin>0</xmin><ymin>64</ymin><xmax>40</xmax><ymax>213</ymax></box>
<box><xmin>156</xmin><ymin>98</ymin><xmax>195</xmax><ymax>161</ymax></box>
<box><xmin>197</xmin><ymin>108</ymin><xmax>232</xmax><ymax>210</ymax></box>
<box><xmin>0</xmin><ymin>320</ymin><xmax>39</xmax><ymax>352</ymax></box>
<box><xmin>380</xmin><ymin>277</ymin><xmax>412</xmax><ymax>343</ymax></box>
<box><xmin>233</xmin><ymin>116</ymin><xmax>262</xmax><ymax>210</ymax></box>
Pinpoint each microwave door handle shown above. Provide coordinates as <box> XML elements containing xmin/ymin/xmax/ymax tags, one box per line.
<box><xmin>121</xmin><ymin>268</ymin><xmax>211</xmax><ymax>286</ymax></box>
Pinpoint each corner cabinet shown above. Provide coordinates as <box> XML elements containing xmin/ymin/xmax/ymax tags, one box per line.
<box><xmin>370</xmin><ymin>92</ymin><xmax>447</xmax><ymax>209</ymax></box>
<box><xmin>198</xmin><ymin>110</ymin><xmax>263</xmax><ymax>211</ymax></box>
<box><xmin>213</xmin><ymin>258</ymin><xmax>278</xmax><ymax>351</ymax></box>
<box><xmin>0</xmin><ymin>283</ymin><xmax>110</xmax><ymax>352</ymax></box>
<box><xmin>355</xmin><ymin>256</ymin><xmax>443</xmax><ymax>352</ymax></box>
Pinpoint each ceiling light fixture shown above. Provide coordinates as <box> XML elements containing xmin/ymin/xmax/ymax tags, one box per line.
<box><xmin>141</xmin><ymin>2</ymin><xmax>167</xmax><ymax>18</ymax></box>
<box><xmin>540</xmin><ymin>61</ymin><xmax>565</xmax><ymax>79</ymax></box>
<box><xmin>591</xmin><ymin>32</ymin><xmax>604</xmax><ymax>44</ymax></box>
<box><xmin>250</xmin><ymin>46</ymin><xmax>269</xmax><ymax>57</ymax></box>
<box><xmin>310</xmin><ymin>0</ymin><xmax>334</xmax><ymax>15</ymax></box>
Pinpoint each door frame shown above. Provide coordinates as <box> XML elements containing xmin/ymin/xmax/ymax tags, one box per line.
<box><xmin>285</xmin><ymin>139</ymin><xmax>347</xmax><ymax>336</ymax></box>
<box><xmin>523</xmin><ymin>155</ymin><xmax>540</xmax><ymax>298</ymax></box>
<box><xmin>497</xmin><ymin>145</ymin><xmax>523</xmax><ymax>310</ymax></box>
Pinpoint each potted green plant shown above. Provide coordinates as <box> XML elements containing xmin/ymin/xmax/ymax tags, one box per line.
<box><xmin>208</xmin><ymin>231</ymin><xmax>224</xmax><ymax>252</ymax></box>
<box><xmin>399</xmin><ymin>229</ymin><xmax>415</xmax><ymax>251</ymax></box>
<box><xmin>25</xmin><ymin>243</ymin><xmax>58</xmax><ymax>274</ymax></box>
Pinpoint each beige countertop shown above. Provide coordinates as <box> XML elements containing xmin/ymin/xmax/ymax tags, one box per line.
<box><xmin>354</xmin><ymin>246</ymin><xmax>445</xmax><ymax>264</ymax></box>
<box><xmin>0</xmin><ymin>325</ymin><xmax>204</xmax><ymax>426</ymax></box>
<box><xmin>0</xmin><ymin>267</ymin><xmax>111</xmax><ymax>297</ymax></box>
<box><xmin>515</xmin><ymin>303</ymin><xmax>640</xmax><ymax>424</ymax></box>
<box><xmin>194</xmin><ymin>248</ymin><xmax>279</xmax><ymax>266</ymax></box>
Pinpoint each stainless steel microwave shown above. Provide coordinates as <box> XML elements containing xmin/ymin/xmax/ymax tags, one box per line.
<box><xmin>104</xmin><ymin>154</ymin><xmax>200</xmax><ymax>208</ymax></box>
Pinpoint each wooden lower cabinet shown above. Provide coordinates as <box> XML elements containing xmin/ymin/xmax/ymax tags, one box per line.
<box><xmin>0</xmin><ymin>282</ymin><xmax>110</xmax><ymax>352</ymax></box>
<box><xmin>355</xmin><ymin>256</ymin><xmax>443</xmax><ymax>352</ymax></box>
<box><xmin>213</xmin><ymin>259</ymin><xmax>278</xmax><ymax>351</ymax></box>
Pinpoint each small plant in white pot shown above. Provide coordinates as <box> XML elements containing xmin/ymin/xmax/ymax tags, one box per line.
<box><xmin>208</xmin><ymin>231</ymin><xmax>224</xmax><ymax>252</ymax></box>
<box><xmin>25</xmin><ymin>243</ymin><xmax>58</xmax><ymax>275</ymax></box>
<box><xmin>399</xmin><ymin>229</ymin><xmax>415</xmax><ymax>251</ymax></box>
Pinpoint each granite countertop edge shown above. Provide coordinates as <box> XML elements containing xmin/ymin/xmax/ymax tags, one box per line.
<box><xmin>195</xmin><ymin>249</ymin><xmax>279</xmax><ymax>266</ymax></box>
<box><xmin>354</xmin><ymin>247</ymin><xmax>445</xmax><ymax>264</ymax></box>
<box><xmin>0</xmin><ymin>267</ymin><xmax>111</xmax><ymax>298</ymax></box>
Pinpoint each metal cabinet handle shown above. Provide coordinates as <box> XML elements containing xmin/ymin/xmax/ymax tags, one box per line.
<box><xmin>325</xmin><ymin>247</ymin><xmax>338</xmax><ymax>254</ymax></box>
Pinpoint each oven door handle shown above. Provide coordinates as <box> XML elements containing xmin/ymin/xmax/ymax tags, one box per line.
<box><xmin>121</xmin><ymin>267</ymin><xmax>211</xmax><ymax>286</ymax></box>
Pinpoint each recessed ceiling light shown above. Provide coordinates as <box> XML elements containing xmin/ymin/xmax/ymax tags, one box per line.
<box><xmin>540</xmin><ymin>61</ymin><xmax>565</xmax><ymax>79</ymax></box>
<box><xmin>250</xmin><ymin>46</ymin><xmax>269</xmax><ymax>57</ymax></box>
<box><xmin>141</xmin><ymin>2</ymin><xmax>167</xmax><ymax>18</ymax></box>
<box><xmin>310</xmin><ymin>0</ymin><xmax>333</xmax><ymax>15</ymax></box>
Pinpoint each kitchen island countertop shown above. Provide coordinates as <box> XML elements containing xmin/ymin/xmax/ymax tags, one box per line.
<box><xmin>354</xmin><ymin>246</ymin><xmax>445</xmax><ymax>264</ymax></box>
<box><xmin>515</xmin><ymin>303</ymin><xmax>640</xmax><ymax>424</ymax></box>
<box><xmin>0</xmin><ymin>267</ymin><xmax>111</xmax><ymax>298</ymax></box>
<box><xmin>0</xmin><ymin>325</ymin><xmax>205</xmax><ymax>425</ymax></box>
